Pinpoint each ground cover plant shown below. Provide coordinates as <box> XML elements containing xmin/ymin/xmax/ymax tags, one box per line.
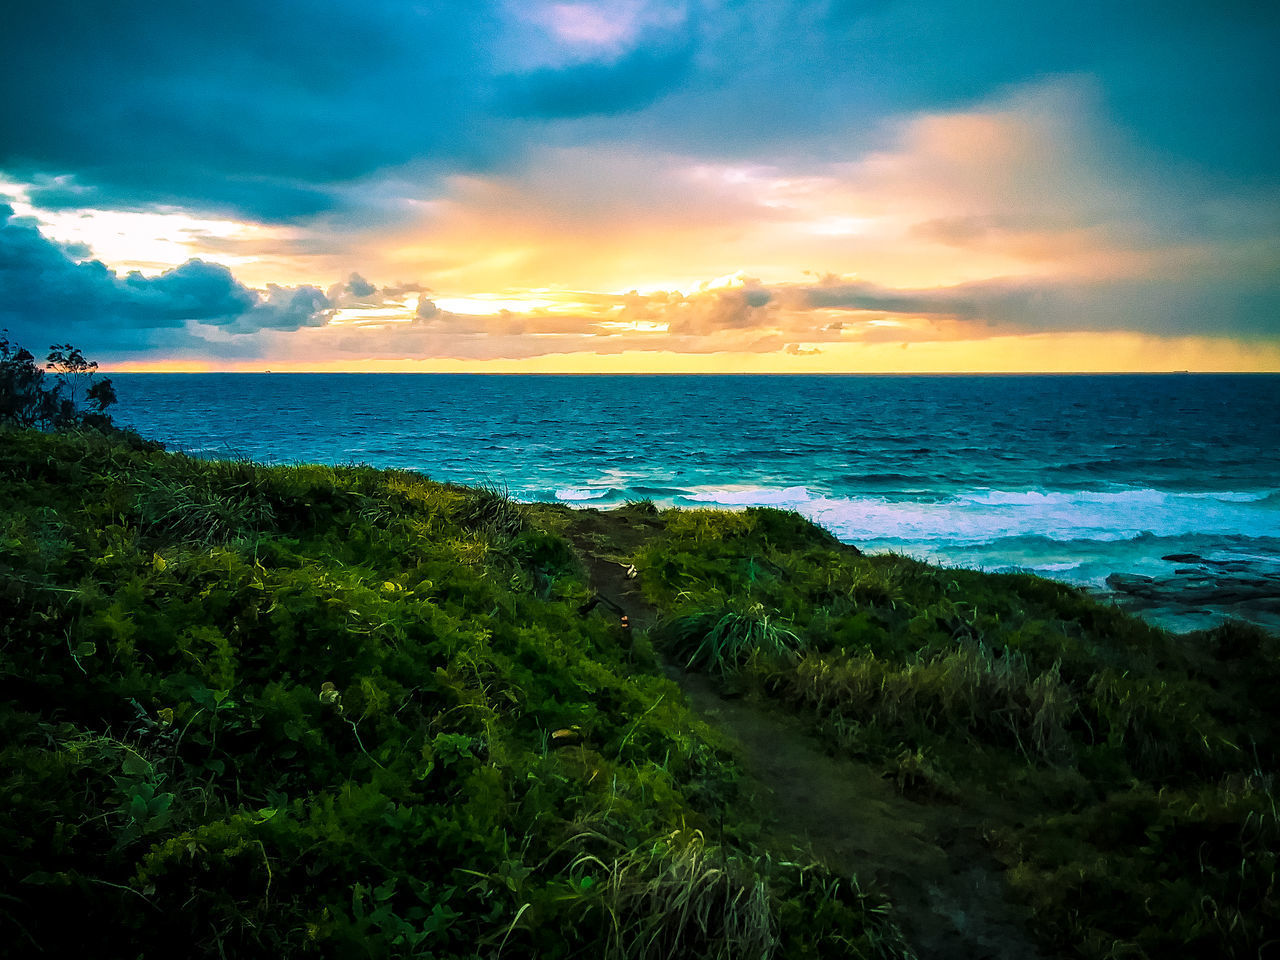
<box><xmin>5</xmin><ymin>397</ymin><xmax>1277</xmax><ymax>959</ymax></box>
<box><xmin>631</xmin><ymin>506</ymin><xmax>1279</xmax><ymax>958</ymax></box>
<box><xmin>0</xmin><ymin>427</ymin><xmax>910</xmax><ymax>958</ymax></box>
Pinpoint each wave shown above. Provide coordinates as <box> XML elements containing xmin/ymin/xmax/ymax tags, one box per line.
<box><xmin>684</xmin><ymin>485</ymin><xmax>812</xmax><ymax>506</ymax></box>
<box><xmin>856</xmin><ymin>532</ymin><xmax>1280</xmax><ymax>591</ymax></box>
<box><xmin>958</xmin><ymin>488</ymin><xmax>1273</xmax><ymax>507</ymax></box>
<box><xmin>652</xmin><ymin>484</ymin><xmax>1280</xmax><ymax>546</ymax></box>
<box><xmin>630</xmin><ymin>485</ymin><xmax>688</xmax><ymax>498</ymax></box>
<box><xmin>819</xmin><ymin>490</ymin><xmax>1280</xmax><ymax>546</ymax></box>
<box><xmin>553</xmin><ymin>487</ymin><xmax>616</xmax><ymax>502</ymax></box>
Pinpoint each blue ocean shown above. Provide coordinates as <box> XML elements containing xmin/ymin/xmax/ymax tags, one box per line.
<box><xmin>111</xmin><ymin>373</ymin><xmax>1280</xmax><ymax>632</ymax></box>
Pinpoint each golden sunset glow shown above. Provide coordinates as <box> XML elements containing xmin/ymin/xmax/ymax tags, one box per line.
<box><xmin>2</xmin><ymin>6</ymin><xmax>1275</xmax><ymax>371</ymax></box>
<box><xmin>103</xmin><ymin>332</ymin><xmax>1280</xmax><ymax>374</ymax></box>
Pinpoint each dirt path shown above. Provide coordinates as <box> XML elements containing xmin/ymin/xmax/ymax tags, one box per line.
<box><xmin>558</xmin><ymin>508</ymin><xmax>1047</xmax><ymax>960</ymax></box>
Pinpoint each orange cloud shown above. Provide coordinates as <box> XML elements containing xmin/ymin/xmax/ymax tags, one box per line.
<box><xmin>23</xmin><ymin>78</ymin><xmax>1279</xmax><ymax>370</ymax></box>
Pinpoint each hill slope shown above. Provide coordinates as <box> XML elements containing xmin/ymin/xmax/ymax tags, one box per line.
<box><xmin>2</xmin><ymin>428</ymin><xmax>1276</xmax><ymax>958</ymax></box>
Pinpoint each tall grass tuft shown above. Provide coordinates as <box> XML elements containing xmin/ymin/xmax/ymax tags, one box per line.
<box><xmin>455</xmin><ymin>482</ymin><xmax>528</xmax><ymax>539</ymax></box>
<box><xmin>571</xmin><ymin>829</ymin><xmax>777</xmax><ymax>960</ymax></box>
<box><xmin>779</xmin><ymin>642</ymin><xmax>1074</xmax><ymax>763</ymax></box>
<box><xmin>134</xmin><ymin>469</ymin><xmax>276</xmax><ymax>544</ymax></box>
<box><xmin>659</xmin><ymin>603</ymin><xmax>803</xmax><ymax>678</ymax></box>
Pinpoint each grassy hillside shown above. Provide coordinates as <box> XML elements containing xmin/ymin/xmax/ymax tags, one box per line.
<box><xmin>0</xmin><ymin>428</ymin><xmax>905</xmax><ymax>958</ymax></box>
<box><xmin>1</xmin><ymin>427</ymin><xmax>1276</xmax><ymax>958</ymax></box>
<box><xmin>625</xmin><ymin>507</ymin><xmax>1279</xmax><ymax>956</ymax></box>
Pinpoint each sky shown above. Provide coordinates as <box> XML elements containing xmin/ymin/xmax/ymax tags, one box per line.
<box><xmin>1</xmin><ymin>0</ymin><xmax>1278</xmax><ymax>372</ymax></box>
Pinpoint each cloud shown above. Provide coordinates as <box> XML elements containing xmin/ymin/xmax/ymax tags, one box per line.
<box><xmin>523</xmin><ymin>0</ymin><xmax>689</xmax><ymax>58</ymax></box>
<box><xmin>620</xmin><ymin>278</ymin><xmax>776</xmax><ymax>336</ymax></box>
<box><xmin>235</xmin><ymin>285</ymin><xmax>333</xmax><ymax>332</ymax></box>
<box><xmin>325</xmin><ymin>273</ymin><xmax>379</xmax><ymax>306</ymax></box>
<box><xmin>2</xmin><ymin>0</ymin><xmax>1277</xmax><ymax>372</ymax></box>
<box><xmin>337</xmin><ymin>78</ymin><xmax>1278</xmax><ymax>342</ymax></box>
<box><xmin>20</xmin><ymin>174</ymin><xmax>338</xmax><ymax>224</ymax></box>
<box><xmin>4</xmin><ymin>0</ymin><xmax>1275</xmax><ymax>231</ymax></box>
<box><xmin>0</xmin><ymin>1</ymin><xmax>494</xmax><ymax>222</ymax></box>
<box><xmin>104</xmin><ymin>256</ymin><xmax>1278</xmax><ymax>368</ymax></box>
<box><xmin>120</xmin><ymin>261</ymin><xmax>258</xmax><ymax>322</ymax></box>
<box><xmin>295</xmin><ymin>264</ymin><xmax>1278</xmax><ymax>364</ymax></box>
<box><xmin>501</xmin><ymin>40</ymin><xmax>694</xmax><ymax>117</ymax></box>
<box><xmin>635</xmin><ymin>0</ymin><xmax>1280</xmax><ymax>181</ymax></box>
<box><xmin>0</xmin><ymin>204</ymin><xmax>333</xmax><ymax>352</ymax></box>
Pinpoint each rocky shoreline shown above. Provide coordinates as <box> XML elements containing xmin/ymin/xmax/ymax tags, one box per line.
<box><xmin>1097</xmin><ymin>552</ymin><xmax>1280</xmax><ymax>634</ymax></box>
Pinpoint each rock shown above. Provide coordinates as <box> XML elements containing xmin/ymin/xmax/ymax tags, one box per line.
<box><xmin>1102</xmin><ymin>559</ymin><xmax>1280</xmax><ymax>635</ymax></box>
<box><xmin>1106</xmin><ymin>573</ymin><xmax>1156</xmax><ymax>595</ymax></box>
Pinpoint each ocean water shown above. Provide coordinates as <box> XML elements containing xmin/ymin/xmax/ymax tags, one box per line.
<box><xmin>110</xmin><ymin>373</ymin><xmax>1280</xmax><ymax>630</ymax></box>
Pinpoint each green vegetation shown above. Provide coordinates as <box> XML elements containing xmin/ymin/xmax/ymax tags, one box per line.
<box><xmin>0</xmin><ymin>429</ymin><xmax>907</xmax><ymax>958</ymax></box>
<box><xmin>3</xmin><ymin>381</ymin><xmax>1276</xmax><ymax>957</ymax></box>
<box><xmin>1</xmin><ymin>335</ymin><xmax>119</xmax><ymax>431</ymax></box>
<box><xmin>634</xmin><ymin>506</ymin><xmax>1279</xmax><ymax>958</ymax></box>
<box><xmin>658</xmin><ymin>605</ymin><xmax>803</xmax><ymax>679</ymax></box>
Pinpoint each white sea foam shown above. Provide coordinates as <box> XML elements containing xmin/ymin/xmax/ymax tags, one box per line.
<box><xmin>961</xmin><ymin>488</ymin><xmax>1271</xmax><ymax>507</ymax></box>
<box><xmin>1031</xmin><ymin>561</ymin><xmax>1087</xmax><ymax>573</ymax></box>
<box><xmin>555</xmin><ymin>487</ymin><xmax>612</xmax><ymax>501</ymax></box>
<box><xmin>684</xmin><ymin>485</ymin><xmax>812</xmax><ymax>506</ymax></box>
<box><xmin>810</xmin><ymin>489</ymin><xmax>1280</xmax><ymax>545</ymax></box>
<box><xmin>674</xmin><ymin>485</ymin><xmax>1280</xmax><ymax>546</ymax></box>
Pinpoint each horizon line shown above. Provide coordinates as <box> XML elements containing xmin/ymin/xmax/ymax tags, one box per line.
<box><xmin>101</xmin><ymin>369</ymin><xmax>1279</xmax><ymax>376</ymax></box>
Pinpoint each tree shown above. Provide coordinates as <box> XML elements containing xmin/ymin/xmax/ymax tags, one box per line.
<box><xmin>0</xmin><ymin>333</ymin><xmax>117</xmax><ymax>430</ymax></box>
<box><xmin>47</xmin><ymin>342</ymin><xmax>117</xmax><ymax>427</ymax></box>
<box><xmin>0</xmin><ymin>334</ymin><xmax>56</xmax><ymax>428</ymax></box>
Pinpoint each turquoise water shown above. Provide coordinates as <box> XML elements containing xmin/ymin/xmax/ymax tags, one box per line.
<box><xmin>111</xmin><ymin>373</ymin><xmax>1280</xmax><ymax>624</ymax></box>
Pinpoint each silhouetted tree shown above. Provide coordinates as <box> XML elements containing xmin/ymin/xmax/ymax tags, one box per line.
<box><xmin>0</xmin><ymin>333</ymin><xmax>117</xmax><ymax>429</ymax></box>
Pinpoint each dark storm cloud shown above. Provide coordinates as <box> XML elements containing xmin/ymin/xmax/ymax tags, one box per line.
<box><xmin>501</xmin><ymin>42</ymin><xmax>695</xmax><ymax>117</ymax></box>
<box><xmin>230</xmin><ymin>285</ymin><xmax>332</xmax><ymax>333</ymax></box>
<box><xmin>4</xmin><ymin>0</ymin><xmax>1277</xmax><ymax>228</ymax></box>
<box><xmin>0</xmin><ymin>0</ymin><xmax>496</xmax><ymax>221</ymax></box>
<box><xmin>822</xmin><ymin>0</ymin><xmax>1280</xmax><ymax>181</ymax></box>
<box><xmin>798</xmin><ymin>279</ymin><xmax>1021</xmax><ymax>320</ymax></box>
<box><xmin>619</xmin><ymin>0</ymin><xmax>1280</xmax><ymax>182</ymax></box>
<box><xmin>0</xmin><ymin>204</ymin><xmax>332</xmax><ymax>350</ymax></box>
<box><xmin>22</xmin><ymin>175</ymin><xmax>337</xmax><ymax>224</ymax></box>
<box><xmin>795</xmin><ymin>275</ymin><xmax>1280</xmax><ymax>339</ymax></box>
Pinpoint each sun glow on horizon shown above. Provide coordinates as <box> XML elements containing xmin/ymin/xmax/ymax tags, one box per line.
<box><xmin>431</xmin><ymin>295</ymin><xmax>563</xmax><ymax>315</ymax></box>
<box><xmin>4</xmin><ymin>77</ymin><xmax>1276</xmax><ymax>373</ymax></box>
<box><xmin>103</xmin><ymin>331</ymin><xmax>1280</xmax><ymax>375</ymax></box>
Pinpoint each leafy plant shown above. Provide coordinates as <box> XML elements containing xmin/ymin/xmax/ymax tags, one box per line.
<box><xmin>631</xmin><ymin>499</ymin><xmax>1280</xmax><ymax>958</ymax></box>
<box><xmin>659</xmin><ymin>603</ymin><xmax>803</xmax><ymax>678</ymax></box>
<box><xmin>570</xmin><ymin>829</ymin><xmax>777</xmax><ymax>960</ymax></box>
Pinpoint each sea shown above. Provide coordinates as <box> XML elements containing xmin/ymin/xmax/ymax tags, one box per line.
<box><xmin>110</xmin><ymin>373</ymin><xmax>1280</xmax><ymax>634</ymax></box>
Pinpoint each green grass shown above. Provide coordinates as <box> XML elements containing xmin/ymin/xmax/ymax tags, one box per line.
<box><xmin>5</xmin><ymin>426</ymin><xmax>1277</xmax><ymax>958</ymax></box>
<box><xmin>634</xmin><ymin>505</ymin><xmax>1280</xmax><ymax>959</ymax></box>
<box><xmin>658</xmin><ymin>604</ymin><xmax>803</xmax><ymax>679</ymax></box>
<box><xmin>0</xmin><ymin>427</ymin><xmax>909</xmax><ymax>959</ymax></box>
